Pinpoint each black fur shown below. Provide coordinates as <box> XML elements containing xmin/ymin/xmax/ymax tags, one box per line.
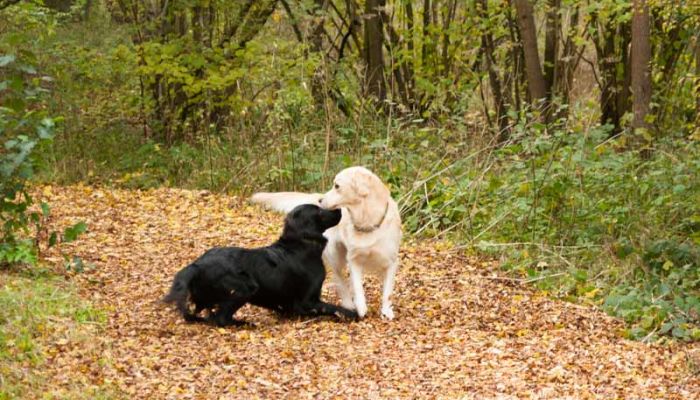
<box><xmin>164</xmin><ymin>204</ymin><xmax>357</xmax><ymax>326</ymax></box>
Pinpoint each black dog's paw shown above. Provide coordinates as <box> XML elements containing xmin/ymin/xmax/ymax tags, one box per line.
<box><xmin>212</xmin><ymin>316</ymin><xmax>250</xmax><ymax>327</ymax></box>
<box><xmin>183</xmin><ymin>314</ymin><xmax>207</xmax><ymax>323</ymax></box>
<box><xmin>335</xmin><ymin>310</ymin><xmax>359</xmax><ymax>321</ymax></box>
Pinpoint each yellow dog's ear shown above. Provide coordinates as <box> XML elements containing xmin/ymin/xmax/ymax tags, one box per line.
<box><xmin>352</xmin><ymin>173</ymin><xmax>371</xmax><ymax>197</ymax></box>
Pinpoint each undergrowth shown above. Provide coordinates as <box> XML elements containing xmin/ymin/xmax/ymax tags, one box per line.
<box><xmin>468</xmin><ymin>126</ymin><xmax>700</xmax><ymax>342</ymax></box>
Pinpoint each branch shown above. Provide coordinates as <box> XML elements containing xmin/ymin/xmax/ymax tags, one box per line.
<box><xmin>280</xmin><ymin>0</ymin><xmax>303</xmax><ymax>43</ymax></box>
<box><xmin>235</xmin><ymin>0</ymin><xmax>279</xmax><ymax>50</ymax></box>
<box><xmin>220</xmin><ymin>0</ymin><xmax>255</xmax><ymax>47</ymax></box>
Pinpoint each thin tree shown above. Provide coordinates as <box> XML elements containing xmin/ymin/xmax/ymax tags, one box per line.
<box><xmin>558</xmin><ymin>4</ymin><xmax>580</xmax><ymax>108</ymax></box>
<box><xmin>630</xmin><ymin>0</ymin><xmax>652</xmax><ymax>134</ymax></box>
<box><xmin>364</xmin><ymin>0</ymin><xmax>387</xmax><ymax>102</ymax></box>
<box><xmin>696</xmin><ymin>35</ymin><xmax>700</xmax><ymax>123</ymax></box>
<box><xmin>422</xmin><ymin>0</ymin><xmax>432</xmax><ymax>66</ymax></box>
<box><xmin>543</xmin><ymin>0</ymin><xmax>560</xmax><ymax>101</ymax></box>
<box><xmin>590</xmin><ymin>9</ymin><xmax>631</xmax><ymax>136</ymax></box>
<box><xmin>478</xmin><ymin>0</ymin><xmax>509</xmax><ymax>141</ymax></box>
<box><xmin>513</xmin><ymin>0</ymin><xmax>548</xmax><ymax>112</ymax></box>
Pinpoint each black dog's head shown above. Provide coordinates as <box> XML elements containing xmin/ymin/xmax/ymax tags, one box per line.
<box><xmin>282</xmin><ymin>204</ymin><xmax>342</xmax><ymax>243</ymax></box>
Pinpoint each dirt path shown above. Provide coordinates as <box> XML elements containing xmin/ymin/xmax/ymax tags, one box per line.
<box><xmin>38</xmin><ymin>185</ymin><xmax>699</xmax><ymax>399</ymax></box>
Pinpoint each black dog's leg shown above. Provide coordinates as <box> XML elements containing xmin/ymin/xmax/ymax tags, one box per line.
<box><xmin>209</xmin><ymin>270</ymin><xmax>259</xmax><ymax>327</ymax></box>
<box><xmin>296</xmin><ymin>301</ymin><xmax>359</xmax><ymax>320</ymax></box>
<box><xmin>177</xmin><ymin>300</ymin><xmax>209</xmax><ymax>323</ymax></box>
<box><xmin>211</xmin><ymin>298</ymin><xmax>250</xmax><ymax>327</ymax></box>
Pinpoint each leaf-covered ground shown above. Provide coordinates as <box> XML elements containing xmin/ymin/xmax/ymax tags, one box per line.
<box><xmin>35</xmin><ymin>185</ymin><xmax>699</xmax><ymax>399</ymax></box>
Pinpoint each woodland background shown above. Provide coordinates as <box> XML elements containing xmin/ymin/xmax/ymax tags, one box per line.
<box><xmin>1</xmin><ymin>1</ymin><xmax>699</xmax><ymax>390</ymax></box>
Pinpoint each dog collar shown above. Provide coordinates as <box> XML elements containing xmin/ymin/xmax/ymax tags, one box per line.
<box><xmin>353</xmin><ymin>201</ymin><xmax>389</xmax><ymax>233</ymax></box>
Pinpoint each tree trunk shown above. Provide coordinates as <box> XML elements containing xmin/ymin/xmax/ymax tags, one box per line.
<box><xmin>381</xmin><ymin>9</ymin><xmax>412</xmax><ymax>107</ymax></box>
<box><xmin>599</xmin><ymin>30</ymin><xmax>625</xmax><ymax>135</ymax></box>
<box><xmin>309</xmin><ymin>0</ymin><xmax>329</xmax><ymax>109</ymax></box>
<box><xmin>592</xmin><ymin>10</ymin><xmax>631</xmax><ymax>136</ymax></box>
<box><xmin>543</xmin><ymin>0</ymin><xmax>560</xmax><ymax>101</ymax></box>
<box><xmin>631</xmin><ymin>0</ymin><xmax>652</xmax><ymax>133</ymax></box>
<box><xmin>422</xmin><ymin>0</ymin><xmax>431</xmax><ymax>66</ymax></box>
<box><xmin>364</xmin><ymin>0</ymin><xmax>387</xmax><ymax>102</ymax></box>
<box><xmin>193</xmin><ymin>6</ymin><xmax>203</xmax><ymax>44</ymax></box>
<box><xmin>695</xmin><ymin>35</ymin><xmax>700</xmax><ymax>123</ymax></box>
<box><xmin>505</xmin><ymin>4</ymin><xmax>522</xmax><ymax>114</ymax></box>
<box><xmin>441</xmin><ymin>0</ymin><xmax>457</xmax><ymax>76</ymax></box>
<box><xmin>513</xmin><ymin>0</ymin><xmax>548</xmax><ymax>110</ymax></box>
<box><xmin>558</xmin><ymin>5</ymin><xmax>579</xmax><ymax>107</ymax></box>
<box><xmin>478</xmin><ymin>0</ymin><xmax>509</xmax><ymax>141</ymax></box>
<box><xmin>404</xmin><ymin>1</ymin><xmax>416</xmax><ymax>101</ymax></box>
<box><xmin>83</xmin><ymin>0</ymin><xmax>93</xmax><ymax>21</ymax></box>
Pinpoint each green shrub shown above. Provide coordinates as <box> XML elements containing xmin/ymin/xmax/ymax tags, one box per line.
<box><xmin>1</xmin><ymin>4</ymin><xmax>86</xmax><ymax>268</ymax></box>
<box><xmin>400</xmin><ymin>122</ymin><xmax>700</xmax><ymax>341</ymax></box>
<box><xmin>0</xmin><ymin>51</ymin><xmax>57</xmax><ymax>266</ymax></box>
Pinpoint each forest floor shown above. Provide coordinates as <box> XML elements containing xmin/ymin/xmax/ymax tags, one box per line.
<box><xmin>28</xmin><ymin>185</ymin><xmax>700</xmax><ymax>398</ymax></box>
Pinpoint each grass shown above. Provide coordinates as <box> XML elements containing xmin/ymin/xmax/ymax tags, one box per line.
<box><xmin>0</xmin><ymin>268</ymin><xmax>119</xmax><ymax>399</ymax></box>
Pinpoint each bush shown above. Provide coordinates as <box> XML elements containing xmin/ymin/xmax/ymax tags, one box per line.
<box><xmin>1</xmin><ymin>4</ymin><xmax>85</xmax><ymax>268</ymax></box>
<box><xmin>400</xmin><ymin>121</ymin><xmax>700</xmax><ymax>341</ymax></box>
<box><xmin>0</xmin><ymin>51</ymin><xmax>57</xmax><ymax>266</ymax></box>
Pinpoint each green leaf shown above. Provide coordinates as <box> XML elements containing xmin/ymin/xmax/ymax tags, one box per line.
<box><xmin>659</xmin><ymin>322</ymin><xmax>674</xmax><ymax>335</ymax></box>
<box><xmin>672</xmin><ymin>184</ymin><xmax>686</xmax><ymax>195</ymax></box>
<box><xmin>662</xmin><ymin>260</ymin><xmax>674</xmax><ymax>271</ymax></box>
<box><xmin>572</xmin><ymin>269</ymin><xmax>588</xmax><ymax>282</ymax></box>
<box><xmin>639</xmin><ymin>183</ymin><xmax>649</xmax><ymax>196</ymax></box>
<box><xmin>691</xmin><ymin>329</ymin><xmax>700</xmax><ymax>341</ymax></box>
<box><xmin>40</xmin><ymin>201</ymin><xmax>50</xmax><ymax>217</ymax></box>
<box><xmin>18</xmin><ymin>63</ymin><xmax>37</xmax><ymax>74</ymax></box>
<box><xmin>62</xmin><ymin>221</ymin><xmax>87</xmax><ymax>243</ymax></box>
<box><xmin>640</xmin><ymin>315</ymin><xmax>656</xmax><ymax>330</ymax></box>
<box><xmin>48</xmin><ymin>232</ymin><xmax>57</xmax><ymax>248</ymax></box>
<box><xmin>672</xmin><ymin>326</ymin><xmax>688</xmax><ymax>339</ymax></box>
<box><xmin>36</xmin><ymin>118</ymin><xmax>55</xmax><ymax>139</ymax></box>
<box><xmin>0</xmin><ymin>54</ymin><xmax>16</xmax><ymax>67</ymax></box>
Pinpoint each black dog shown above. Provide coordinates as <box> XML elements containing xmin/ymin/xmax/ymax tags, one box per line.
<box><xmin>164</xmin><ymin>204</ymin><xmax>357</xmax><ymax>326</ymax></box>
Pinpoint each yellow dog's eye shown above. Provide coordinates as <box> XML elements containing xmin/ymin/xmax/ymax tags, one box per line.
<box><xmin>334</xmin><ymin>183</ymin><xmax>339</xmax><ymax>189</ymax></box>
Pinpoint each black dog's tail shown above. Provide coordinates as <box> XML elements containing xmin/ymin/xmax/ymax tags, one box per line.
<box><xmin>163</xmin><ymin>264</ymin><xmax>203</xmax><ymax>322</ymax></box>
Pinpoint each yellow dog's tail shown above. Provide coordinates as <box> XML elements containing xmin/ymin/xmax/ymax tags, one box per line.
<box><xmin>250</xmin><ymin>192</ymin><xmax>323</xmax><ymax>214</ymax></box>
